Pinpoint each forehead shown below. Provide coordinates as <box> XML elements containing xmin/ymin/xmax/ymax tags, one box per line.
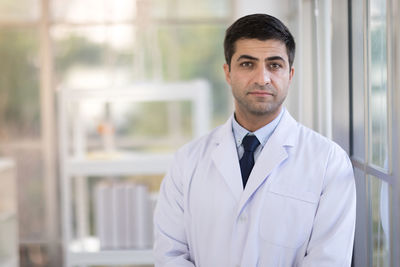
<box><xmin>233</xmin><ymin>38</ymin><xmax>288</xmax><ymax>61</ymax></box>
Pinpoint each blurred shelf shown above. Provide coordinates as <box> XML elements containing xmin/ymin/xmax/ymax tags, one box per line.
<box><xmin>69</xmin><ymin>237</ymin><xmax>153</xmax><ymax>265</ymax></box>
<box><xmin>59</xmin><ymin>80</ymin><xmax>210</xmax><ymax>103</ymax></box>
<box><xmin>66</xmin><ymin>152</ymin><xmax>173</xmax><ymax>176</ymax></box>
<box><xmin>59</xmin><ymin>81</ymin><xmax>211</xmax><ymax>267</ymax></box>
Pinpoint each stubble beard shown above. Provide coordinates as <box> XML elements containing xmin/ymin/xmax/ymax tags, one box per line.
<box><xmin>233</xmin><ymin>84</ymin><xmax>286</xmax><ymax>117</ymax></box>
<box><xmin>237</xmin><ymin>97</ymin><xmax>284</xmax><ymax>116</ymax></box>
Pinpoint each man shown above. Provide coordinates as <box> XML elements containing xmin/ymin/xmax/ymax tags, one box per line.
<box><xmin>154</xmin><ymin>13</ymin><xmax>356</xmax><ymax>267</ymax></box>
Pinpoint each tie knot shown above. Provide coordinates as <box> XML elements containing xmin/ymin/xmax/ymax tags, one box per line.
<box><xmin>242</xmin><ymin>135</ymin><xmax>260</xmax><ymax>152</ymax></box>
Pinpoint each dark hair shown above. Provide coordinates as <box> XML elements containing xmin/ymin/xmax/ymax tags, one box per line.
<box><xmin>224</xmin><ymin>13</ymin><xmax>295</xmax><ymax>69</ymax></box>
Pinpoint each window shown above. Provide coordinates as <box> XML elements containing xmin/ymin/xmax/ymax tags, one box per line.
<box><xmin>0</xmin><ymin>0</ymin><xmax>234</xmax><ymax>265</ymax></box>
<box><xmin>349</xmin><ymin>0</ymin><xmax>399</xmax><ymax>266</ymax></box>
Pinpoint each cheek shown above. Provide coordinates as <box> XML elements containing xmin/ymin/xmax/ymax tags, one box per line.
<box><xmin>232</xmin><ymin>73</ymin><xmax>251</xmax><ymax>87</ymax></box>
<box><xmin>232</xmin><ymin>79</ymin><xmax>248</xmax><ymax>94</ymax></box>
<box><xmin>272</xmin><ymin>74</ymin><xmax>290</xmax><ymax>88</ymax></box>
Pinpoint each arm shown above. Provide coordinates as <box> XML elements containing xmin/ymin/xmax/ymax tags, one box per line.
<box><xmin>301</xmin><ymin>146</ymin><xmax>356</xmax><ymax>267</ymax></box>
<box><xmin>153</xmin><ymin>154</ymin><xmax>195</xmax><ymax>267</ymax></box>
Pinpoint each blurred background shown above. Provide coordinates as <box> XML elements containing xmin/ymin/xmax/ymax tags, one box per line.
<box><xmin>0</xmin><ymin>0</ymin><xmax>399</xmax><ymax>266</ymax></box>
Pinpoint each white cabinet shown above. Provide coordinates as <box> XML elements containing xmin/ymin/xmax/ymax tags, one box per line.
<box><xmin>0</xmin><ymin>159</ymin><xmax>19</xmax><ymax>267</ymax></box>
<box><xmin>58</xmin><ymin>80</ymin><xmax>211</xmax><ymax>267</ymax></box>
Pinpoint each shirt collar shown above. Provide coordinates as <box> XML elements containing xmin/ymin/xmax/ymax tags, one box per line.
<box><xmin>232</xmin><ymin>107</ymin><xmax>285</xmax><ymax>148</ymax></box>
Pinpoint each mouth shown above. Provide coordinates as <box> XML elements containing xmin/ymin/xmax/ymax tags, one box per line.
<box><xmin>248</xmin><ymin>91</ymin><xmax>274</xmax><ymax>97</ymax></box>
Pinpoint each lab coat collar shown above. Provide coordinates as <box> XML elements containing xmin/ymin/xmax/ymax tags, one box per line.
<box><xmin>211</xmin><ymin>115</ymin><xmax>243</xmax><ymax>202</ymax></box>
<box><xmin>211</xmin><ymin>109</ymin><xmax>299</xmax><ymax>205</ymax></box>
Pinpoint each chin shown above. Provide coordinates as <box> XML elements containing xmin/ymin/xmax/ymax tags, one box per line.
<box><xmin>248</xmin><ymin>105</ymin><xmax>280</xmax><ymax>116</ymax></box>
<box><xmin>249</xmin><ymin>109</ymin><xmax>276</xmax><ymax>117</ymax></box>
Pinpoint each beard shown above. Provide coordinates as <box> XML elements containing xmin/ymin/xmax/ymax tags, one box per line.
<box><xmin>233</xmin><ymin>84</ymin><xmax>287</xmax><ymax>116</ymax></box>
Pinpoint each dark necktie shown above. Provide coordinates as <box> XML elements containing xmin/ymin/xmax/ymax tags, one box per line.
<box><xmin>240</xmin><ymin>135</ymin><xmax>260</xmax><ymax>188</ymax></box>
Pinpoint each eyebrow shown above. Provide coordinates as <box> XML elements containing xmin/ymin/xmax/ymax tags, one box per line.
<box><xmin>237</xmin><ymin>55</ymin><xmax>258</xmax><ymax>61</ymax></box>
<box><xmin>266</xmin><ymin>56</ymin><xmax>285</xmax><ymax>62</ymax></box>
<box><xmin>236</xmin><ymin>54</ymin><xmax>286</xmax><ymax>62</ymax></box>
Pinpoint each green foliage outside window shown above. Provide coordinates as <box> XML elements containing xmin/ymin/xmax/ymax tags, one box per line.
<box><xmin>0</xmin><ymin>29</ymin><xmax>41</xmax><ymax>140</ymax></box>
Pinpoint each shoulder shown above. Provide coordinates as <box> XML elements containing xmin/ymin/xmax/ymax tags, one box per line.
<box><xmin>282</xmin><ymin>119</ymin><xmax>351</xmax><ymax>179</ymax></box>
<box><xmin>296</xmin><ymin>123</ymin><xmax>347</xmax><ymax>157</ymax></box>
<box><xmin>290</xmin><ymin>123</ymin><xmax>354</xmax><ymax>191</ymax></box>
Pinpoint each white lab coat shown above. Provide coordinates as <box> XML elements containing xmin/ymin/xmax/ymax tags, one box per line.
<box><xmin>154</xmin><ymin>110</ymin><xmax>356</xmax><ymax>267</ymax></box>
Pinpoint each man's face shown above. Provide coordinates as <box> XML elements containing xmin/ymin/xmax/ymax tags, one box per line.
<box><xmin>223</xmin><ymin>38</ymin><xmax>294</xmax><ymax>121</ymax></box>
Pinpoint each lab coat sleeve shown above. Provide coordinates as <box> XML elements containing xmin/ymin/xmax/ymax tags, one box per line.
<box><xmin>300</xmin><ymin>145</ymin><xmax>356</xmax><ymax>267</ymax></box>
<box><xmin>153</xmin><ymin>153</ymin><xmax>195</xmax><ymax>267</ymax></box>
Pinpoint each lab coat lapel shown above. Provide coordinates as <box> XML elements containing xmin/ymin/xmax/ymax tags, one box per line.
<box><xmin>237</xmin><ymin>110</ymin><xmax>298</xmax><ymax>213</ymax></box>
<box><xmin>211</xmin><ymin>117</ymin><xmax>243</xmax><ymax>202</ymax></box>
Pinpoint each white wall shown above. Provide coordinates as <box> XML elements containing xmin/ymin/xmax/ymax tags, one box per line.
<box><xmin>234</xmin><ymin>0</ymin><xmax>290</xmax><ymax>22</ymax></box>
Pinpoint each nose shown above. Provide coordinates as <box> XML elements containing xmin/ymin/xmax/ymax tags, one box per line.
<box><xmin>254</xmin><ymin>65</ymin><xmax>271</xmax><ymax>86</ymax></box>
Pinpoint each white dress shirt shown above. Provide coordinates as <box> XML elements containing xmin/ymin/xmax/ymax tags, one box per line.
<box><xmin>232</xmin><ymin>108</ymin><xmax>284</xmax><ymax>161</ymax></box>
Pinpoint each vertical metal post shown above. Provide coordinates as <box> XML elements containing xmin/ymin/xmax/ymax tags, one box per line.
<box><xmin>331</xmin><ymin>0</ymin><xmax>350</xmax><ymax>150</ymax></box>
<box><xmin>312</xmin><ymin>0</ymin><xmax>322</xmax><ymax>134</ymax></box>
<box><xmin>193</xmin><ymin>81</ymin><xmax>211</xmax><ymax>138</ymax></box>
<box><xmin>297</xmin><ymin>0</ymin><xmax>304</xmax><ymax>123</ymax></box>
<box><xmin>389</xmin><ymin>0</ymin><xmax>400</xmax><ymax>265</ymax></box>
<box><xmin>363</xmin><ymin>0</ymin><xmax>373</xmax><ymax>266</ymax></box>
<box><xmin>40</xmin><ymin>0</ymin><xmax>59</xmax><ymax>265</ymax></box>
<box><xmin>59</xmin><ymin>89</ymin><xmax>72</xmax><ymax>267</ymax></box>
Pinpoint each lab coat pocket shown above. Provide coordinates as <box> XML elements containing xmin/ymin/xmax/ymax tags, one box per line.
<box><xmin>259</xmin><ymin>189</ymin><xmax>318</xmax><ymax>249</ymax></box>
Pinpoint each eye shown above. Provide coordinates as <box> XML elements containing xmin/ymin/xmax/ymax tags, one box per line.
<box><xmin>269</xmin><ymin>62</ymin><xmax>282</xmax><ymax>70</ymax></box>
<box><xmin>239</xmin><ymin>62</ymin><xmax>254</xmax><ymax>68</ymax></box>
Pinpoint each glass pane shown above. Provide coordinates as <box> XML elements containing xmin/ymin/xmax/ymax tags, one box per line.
<box><xmin>52</xmin><ymin>25</ymin><xmax>136</xmax><ymax>89</ymax></box>
<box><xmin>0</xmin><ymin>0</ymin><xmax>39</xmax><ymax>21</ymax></box>
<box><xmin>369</xmin><ymin>176</ymin><xmax>390</xmax><ymax>267</ymax></box>
<box><xmin>0</xmin><ymin>28</ymin><xmax>41</xmax><ymax>140</ymax></box>
<box><xmin>158</xmin><ymin>25</ymin><xmax>230</xmax><ymax>124</ymax></box>
<box><xmin>53</xmin><ymin>0</ymin><xmax>231</xmax><ymax>21</ymax></box>
<box><xmin>53</xmin><ymin>24</ymin><xmax>231</xmax><ymax>126</ymax></box>
<box><xmin>51</xmin><ymin>0</ymin><xmax>136</xmax><ymax>23</ymax></box>
<box><xmin>152</xmin><ymin>0</ymin><xmax>231</xmax><ymax>18</ymax></box>
<box><xmin>369</xmin><ymin>0</ymin><xmax>388</xmax><ymax>169</ymax></box>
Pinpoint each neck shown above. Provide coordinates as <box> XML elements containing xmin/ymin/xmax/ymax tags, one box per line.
<box><xmin>234</xmin><ymin>107</ymin><xmax>282</xmax><ymax>132</ymax></box>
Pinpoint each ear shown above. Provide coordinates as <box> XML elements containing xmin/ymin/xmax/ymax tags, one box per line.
<box><xmin>223</xmin><ymin>63</ymin><xmax>231</xmax><ymax>85</ymax></box>
<box><xmin>288</xmin><ymin>66</ymin><xmax>295</xmax><ymax>84</ymax></box>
